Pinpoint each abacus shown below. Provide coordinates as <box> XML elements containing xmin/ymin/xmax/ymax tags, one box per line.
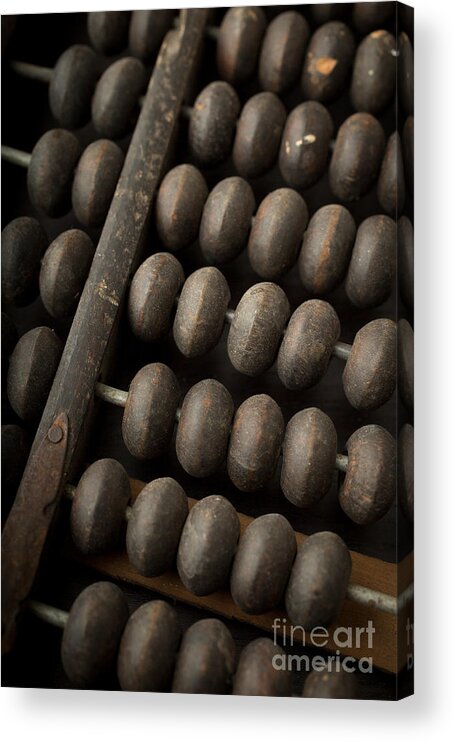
<box><xmin>1</xmin><ymin>4</ymin><xmax>414</xmax><ymax>701</ymax></box>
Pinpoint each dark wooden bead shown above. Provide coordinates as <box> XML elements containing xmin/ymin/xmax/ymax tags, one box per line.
<box><xmin>1</xmin><ymin>424</ymin><xmax>29</xmax><ymax>492</ymax></box>
<box><xmin>377</xmin><ymin>131</ymin><xmax>406</xmax><ymax>217</ymax></box>
<box><xmin>398</xmin><ymin>424</ymin><xmax>414</xmax><ymax>523</ymax></box>
<box><xmin>117</xmin><ymin>601</ymin><xmax>181</xmax><ymax>692</ymax></box>
<box><xmin>122</xmin><ymin>363</ymin><xmax>180</xmax><ymax>460</ymax></box>
<box><xmin>199</xmin><ymin>176</ymin><xmax>255</xmax><ymax>264</ymax></box>
<box><xmin>27</xmin><ymin>129</ymin><xmax>81</xmax><ymax>217</ymax></box>
<box><xmin>233</xmin><ymin>638</ymin><xmax>292</xmax><ymax>696</ymax></box>
<box><xmin>398</xmin><ymin>32</ymin><xmax>414</xmax><ymax>116</ymax></box>
<box><xmin>402</xmin><ymin>115</ymin><xmax>414</xmax><ymax>193</ymax></box>
<box><xmin>277</xmin><ymin>300</ymin><xmax>340</xmax><ymax>390</ymax></box>
<box><xmin>156</xmin><ymin>164</ymin><xmax>208</xmax><ymax>251</ymax></box>
<box><xmin>227</xmin><ymin>283</ymin><xmax>290</xmax><ymax>376</ymax></box>
<box><xmin>189</xmin><ymin>81</ymin><xmax>240</xmax><ymax>167</ymax></box>
<box><xmin>298</xmin><ymin>204</ymin><xmax>356</xmax><ymax>295</ymax></box>
<box><xmin>87</xmin><ymin>11</ymin><xmax>130</xmax><ymax>54</ymax></box>
<box><xmin>173</xmin><ymin>267</ymin><xmax>230</xmax><ymax>358</ymax></box>
<box><xmin>2</xmin><ymin>313</ymin><xmax>18</xmax><ymax>359</ymax></box>
<box><xmin>126</xmin><ymin>477</ymin><xmax>188</xmax><ymax>576</ymax></box>
<box><xmin>49</xmin><ymin>45</ymin><xmax>99</xmax><ymax>129</ymax></box>
<box><xmin>1</xmin><ymin>217</ymin><xmax>47</xmax><ymax>305</ymax></box>
<box><xmin>217</xmin><ymin>6</ymin><xmax>266</xmax><ymax>84</ymax></box>
<box><xmin>61</xmin><ymin>582</ymin><xmax>129</xmax><ymax>688</ymax></box>
<box><xmin>233</xmin><ymin>92</ymin><xmax>286</xmax><ymax>179</ymax></box>
<box><xmin>301</xmin><ymin>21</ymin><xmax>355</xmax><ymax>103</ymax></box>
<box><xmin>303</xmin><ymin>667</ymin><xmax>357</xmax><ymax>698</ymax></box>
<box><xmin>128</xmin><ymin>253</ymin><xmax>185</xmax><ymax>342</ymax></box>
<box><xmin>398</xmin><ymin>318</ymin><xmax>414</xmax><ymax>412</ymax></box>
<box><xmin>339</xmin><ymin>425</ymin><xmax>396</xmax><ymax>525</ymax></box>
<box><xmin>352</xmin><ymin>1</ymin><xmax>395</xmax><ymax>33</ymax></box>
<box><xmin>91</xmin><ymin>57</ymin><xmax>146</xmax><ymax>139</ymax></box>
<box><xmin>72</xmin><ymin>139</ymin><xmax>124</xmax><ymax>227</ymax></box>
<box><xmin>281</xmin><ymin>408</ymin><xmax>337</xmax><ymax>508</ymax></box>
<box><xmin>129</xmin><ymin>10</ymin><xmax>175</xmax><ymax>61</ymax></box>
<box><xmin>176</xmin><ymin>379</ymin><xmax>234</xmax><ymax>477</ymax></box>
<box><xmin>227</xmin><ymin>394</ymin><xmax>285</xmax><ymax>491</ymax></box>
<box><xmin>177</xmin><ymin>495</ymin><xmax>240</xmax><ymax>595</ymax></box>
<box><xmin>329</xmin><ymin>113</ymin><xmax>385</xmax><ymax>201</ymax></box>
<box><xmin>343</xmin><ymin>318</ymin><xmax>396</xmax><ymax>411</ymax></box>
<box><xmin>248</xmin><ymin>189</ymin><xmax>308</xmax><ymax>279</ymax></box>
<box><xmin>70</xmin><ymin>458</ymin><xmax>130</xmax><ymax>555</ymax></box>
<box><xmin>351</xmin><ymin>30</ymin><xmax>396</xmax><ymax>113</ymax></box>
<box><xmin>279</xmin><ymin>102</ymin><xmax>334</xmax><ymax>190</ymax></box>
<box><xmin>398</xmin><ymin>216</ymin><xmax>414</xmax><ymax>309</ymax></box>
<box><xmin>172</xmin><ymin>618</ymin><xmax>236</xmax><ymax>694</ymax></box>
<box><xmin>231</xmin><ymin>514</ymin><xmax>296</xmax><ymax>614</ymax></box>
<box><xmin>39</xmin><ymin>229</ymin><xmax>94</xmax><ymax>318</ymax></box>
<box><xmin>345</xmin><ymin>214</ymin><xmax>396</xmax><ymax>309</ymax></box>
<box><xmin>259</xmin><ymin>11</ymin><xmax>310</xmax><ymax>94</ymax></box>
<box><xmin>285</xmin><ymin>531</ymin><xmax>351</xmax><ymax>629</ymax></box>
<box><xmin>310</xmin><ymin>3</ymin><xmax>350</xmax><ymax>25</ymax></box>
<box><xmin>7</xmin><ymin>327</ymin><xmax>62</xmax><ymax>421</ymax></box>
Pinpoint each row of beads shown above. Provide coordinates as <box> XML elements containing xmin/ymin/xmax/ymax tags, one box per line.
<box><xmin>86</xmin><ymin>8</ymin><xmax>412</xmax><ymax>115</ymax></box>
<box><xmin>4</xmin><ymin>323</ymin><xmax>408</xmax><ymax>521</ymax></box>
<box><xmin>51</xmin><ymin>579</ymin><xmax>355</xmax><ymax>695</ymax></box>
<box><xmin>4</xmin><ymin>85</ymin><xmax>413</xmax><ymax>222</ymax></box>
<box><xmin>19</xmin><ymin>51</ymin><xmax>411</xmax><ymax>202</ymax></box>
<box><xmin>2</xmin><ymin>219</ymin><xmax>96</xmax><ymax>318</ymax></box>
<box><xmin>1</xmin><ymin>168</ymin><xmax>413</xmax><ymax>320</ymax></box>
<box><xmin>5</xmin><ymin>327</ymin><xmax>396</xmax><ymax>518</ymax></box>
<box><xmin>155</xmin><ymin>167</ymin><xmax>406</xmax><ymax>301</ymax></box>
<box><xmin>0</xmin><ymin>415</ymin><xmax>413</xmax><ymax>528</ymax></box>
<box><xmin>48</xmin><ymin>55</ymin><xmax>412</xmax><ymax>204</ymax></box>
<box><xmin>215</xmin><ymin>11</ymin><xmax>412</xmax><ymax>119</ymax></box>
<box><xmin>86</xmin><ymin>2</ymin><xmax>405</xmax><ymax>57</ymax></box>
<box><xmin>3</xmin><ymin>309</ymin><xmax>411</xmax><ymax>458</ymax></box>
<box><xmin>110</xmin><ymin>365</ymin><xmax>395</xmax><ymax>522</ymax></box>
<box><xmin>185</xmin><ymin>82</ymin><xmax>409</xmax><ymax>205</ymax></box>
<box><xmin>2</xmin><ymin>132</ymin><xmax>124</xmax><ymax>220</ymax></box>
<box><xmin>11</xmin><ymin>12</ymin><xmax>174</xmax><ymax>130</ymax></box>
<box><xmin>128</xmin><ymin>253</ymin><xmax>400</xmax><ymax>411</ymax></box>
<box><xmin>71</xmin><ymin>461</ymin><xmax>353</xmax><ymax>624</ymax></box>
<box><xmin>67</xmin><ymin>56</ymin><xmax>402</xmax><ymax>200</ymax></box>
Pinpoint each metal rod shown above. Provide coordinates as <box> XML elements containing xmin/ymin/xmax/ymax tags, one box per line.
<box><xmin>27</xmin><ymin>600</ymin><xmax>68</xmax><ymax>629</ymax></box>
<box><xmin>65</xmin><ymin>484</ymin><xmax>76</xmax><ymax>500</ymax></box>
<box><xmin>347</xmin><ymin>584</ymin><xmax>394</xmax><ymax>615</ymax></box>
<box><xmin>94</xmin><ymin>381</ymin><xmax>352</xmax><ymax>473</ymax></box>
<box><xmin>1</xmin><ymin>145</ymin><xmax>31</xmax><ymax>168</ymax></box>
<box><xmin>173</xmin><ymin>14</ymin><xmax>219</xmax><ymax>41</ymax></box>
<box><xmin>335</xmin><ymin>453</ymin><xmax>349</xmax><ymax>473</ymax></box>
<box><xmin>27</xmin><ymin>580</ymin><xmax>412</xmax><ymax>630</ymax></box>
<box><xmin>332</xmin><ymin>341</ymin><xmax>351</xmax><ymax>361</ymax></box>
<box><xmin>347</xmin><ymin>582</ymin><xmax>413</xmax><ymax>615</ymax></box>
<box><xmin>95</xmin><ymin>382</ymin><xmax>128</xmax><ymax>407</ymax></box>
<box><xmin>10</xmin><ymin>60</ymin><xmax>53</xmax><ymax>84</ymax></box>
<box><xmin>225</xmin><ymin>308</ymin><xmax>235</xmax><ymax>324</ymax></box>
<box><xmin>397</xmin><ymin>582</ymin><xmax>414</xmax><ymax>612</ymax></box>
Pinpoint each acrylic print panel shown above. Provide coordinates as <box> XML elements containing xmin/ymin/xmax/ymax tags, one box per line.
<box><xmin>1</xmin><ymin>2</ymin><xmax>413</xmax><ymax>701</ymax></box>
